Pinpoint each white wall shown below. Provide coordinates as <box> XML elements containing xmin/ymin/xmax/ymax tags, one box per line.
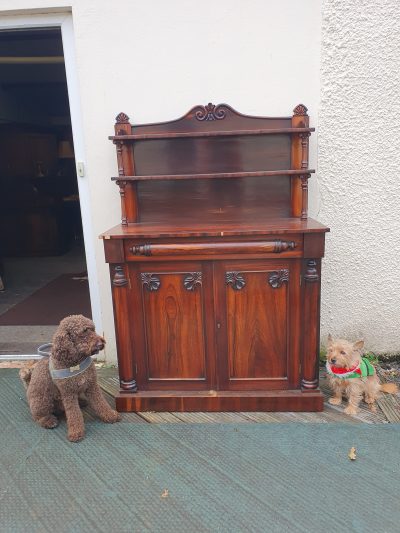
<box><xmin>319</xmin><ymin>0</ymin><xmax>400</xmax><ymax>352</ymax></box>
<box><xmin>0</xmin><ymin>0</ymin><xmax>323</xmax><ymax>361</ymax></box>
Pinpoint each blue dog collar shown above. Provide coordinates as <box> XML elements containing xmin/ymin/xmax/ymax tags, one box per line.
<box><xmin>49</xmin><ymin>356</ymin><xmax>93</xmax><ymax>380</ymax></box>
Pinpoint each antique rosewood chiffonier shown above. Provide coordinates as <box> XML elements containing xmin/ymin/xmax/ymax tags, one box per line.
<box><xmin>101</xmin><ymin>103</ymin><xmax>329</xmax><ymax>412</ymax></box>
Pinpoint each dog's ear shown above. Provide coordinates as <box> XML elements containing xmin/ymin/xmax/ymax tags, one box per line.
<box><xmin>52</xmin><ymin>323</ymin><xmax>76</xmax><ymax>364</ymax></box>
<box><xmin>353</xmin><ymin>339</ymin><xmax>364</xmax><ymax>351</ymax></box>
<box><xmin>327</xmin><ymin>333</ymin><xmax>333</xmax><ymax>345</ymax></box>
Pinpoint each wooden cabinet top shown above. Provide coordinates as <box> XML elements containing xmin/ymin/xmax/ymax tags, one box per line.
<box><xmin>101</xmin><ymin>218</ymin><xmax>329</xmax><ymax>240</ymax></box>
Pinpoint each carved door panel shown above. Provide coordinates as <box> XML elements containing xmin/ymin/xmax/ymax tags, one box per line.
<box><xmin>128</xmin><ymin>262</ymin><xmax>215</xmax><ymax>390</ymax></box>
<box><xmin>215</xmin><ymin>260</ymin><xmax>300</xmax><ymax>390</ymax></box>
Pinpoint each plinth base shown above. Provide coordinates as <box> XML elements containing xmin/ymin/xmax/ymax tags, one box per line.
<box><xmin>115</xmin><ymin>389</ymin><xmax>324</xmax><ymax>412</ymax></box>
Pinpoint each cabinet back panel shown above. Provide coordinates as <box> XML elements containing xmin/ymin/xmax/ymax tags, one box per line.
<box><xmin>134</xmin><ymin>135</ymin><xmax>290</xmax><ymax>176</ymax></box>
<box><xmin>138</xmin><ymin>176</ymin><xmax>291</xmax><ymax>223</ymax></box>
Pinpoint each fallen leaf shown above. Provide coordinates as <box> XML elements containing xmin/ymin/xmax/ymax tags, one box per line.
<box><xmin>161</xmin><ymin>489</ymin><xmax>169</xmax><ymax>498</ymax></box>
<box><xmin>348</xmin><ymin>447</ymin><xmax>357</xmax><ymax>461</ymax></box>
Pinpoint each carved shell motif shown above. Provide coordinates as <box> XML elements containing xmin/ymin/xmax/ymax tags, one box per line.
<box><xmin>195</xmin><ymin>103</ymin><xmax>227</xmax><ymax>121</ymax></box>
<box><xmin>226</xmin><ymin>271</ymin><xmax>246</xmax><ymax>291</ymax></box>
<box><xmin>183</xmin><ymin>272</ymin><xmax>202</xmax><ymax>291</ymax></box>
<box><xmin>268</xmin><ymin>270</ymin><xmax>289</xmax><ymax>289</ymax></box>
<box><xmin>293</xmin><ymin>104</ymin><xmax>308</xmax><ymax>116</ymax></box>
<box><xmin>141</xmin><ymin>273</ymin><xmax>161</xmax><ymax>292</ymax></box>
<box><xmin>115</xmin><ymin>112</ymin><xmax>130</xmax><ymax>124</ymax></box>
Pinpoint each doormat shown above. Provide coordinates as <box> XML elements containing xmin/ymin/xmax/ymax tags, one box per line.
<box><xmin>1</xmin><ymin>369</ymin><xmax>400</xmax><ymax>533</ymax></box>
<box><xmin>0</xmin><ymin>273</ymin><xmax>91</xmax><ymax>326</ymax></box>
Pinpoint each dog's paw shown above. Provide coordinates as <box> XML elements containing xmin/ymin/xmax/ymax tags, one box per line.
<box><xmin>103</xmin><ymin>410</ymin><xmax>122</xmax><ymax>423</ymax></box>
<box><xmin>344</xmin><ymin>405</ymin><xmax>358</xmax><ymax>415</ymax></box>
<box><xmin>328</xmin><ymin>397</ymin><xmax>342</xmax><ymax>406</ymax></box>
<box><xmin>68</xmin><ymin>430</ymin><xmax>85</xmax><ymax>442</ymax></box>
<box><xmin>39</xmin><ymin>415</ymin><xmax>59</xmax><ymax>429</ymax></box>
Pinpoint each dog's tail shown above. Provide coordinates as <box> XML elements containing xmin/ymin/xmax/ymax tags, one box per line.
<box><xmin>380</xmin><ymin>382</ymin><xmax>398</xmax><ymax>394</ymax></box>
<box><xmin>19</xmin><ymin>366</ymin><xmax>33</xmax><ymax>390</ymax></box>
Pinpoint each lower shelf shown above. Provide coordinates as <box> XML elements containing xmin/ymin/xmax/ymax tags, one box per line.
<box><xmin>115</xmin><ymin>389</ymin><xmax>324</xmax><ymax>412</ymax></box>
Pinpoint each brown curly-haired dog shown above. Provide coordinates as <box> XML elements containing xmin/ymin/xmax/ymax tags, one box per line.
<box><xmin>326</xmin><ymin>334</ymin><xmax>397</xmax><ymax>415</ymax></box>
<box><xmin>20</xmin><ymin>315</ymin><xmax>121</xmax><ymax>442</ymax></box>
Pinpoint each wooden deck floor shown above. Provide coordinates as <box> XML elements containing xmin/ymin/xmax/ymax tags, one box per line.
<box><xmin>97</xmin><ymin>367</ymin><xmax>397</xmax><ymax>424</ymax></box>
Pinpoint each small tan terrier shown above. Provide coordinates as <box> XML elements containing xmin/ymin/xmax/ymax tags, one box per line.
<box><xmin>326</xmin><ymin>334</ymin><xmax>397</xmax><ymax>415</ymax></box>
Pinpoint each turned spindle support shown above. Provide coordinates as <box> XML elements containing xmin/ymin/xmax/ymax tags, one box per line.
<box><xmin>110</xmin><ymin>264</ymin><xmax>138</xmax><ymax>392</ymax></box>
<box><xmin>301</xmin><ymin>259</ymin><xmax>321</xmax><ymax>391</ymax></box>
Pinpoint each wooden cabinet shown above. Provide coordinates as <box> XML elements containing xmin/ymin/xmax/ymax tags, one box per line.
<box><xmin>102</xmin><ymin>103</ymin><xmax>329</xmax><ymax>412</ymax></box>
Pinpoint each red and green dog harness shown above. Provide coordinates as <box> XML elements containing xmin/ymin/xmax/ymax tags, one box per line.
<box><xmin>326</xmin><ymin>357</ymin><xmax>375</xmax><ymax>379</ymax></box>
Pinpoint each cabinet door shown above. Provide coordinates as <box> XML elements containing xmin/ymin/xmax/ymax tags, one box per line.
<box><xmin>215</xmin><ymin>260</ymin><xmax>300</xmax><ymax>390</ymax></box>
<box><xmin>128</xmin><ymin>262</ymin><xmax>215</xmax><ymax>390</ymax></box>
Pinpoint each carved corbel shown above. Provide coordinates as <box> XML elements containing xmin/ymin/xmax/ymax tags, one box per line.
<box><xmin>304</xmin><ymin>260</ymin><xmax>319</xmax><ymax>283</ymax></box>
<box><xmin>112</xmin><ymin>266</ymin><xmax>128</xmax><ymax>287</ymax></box>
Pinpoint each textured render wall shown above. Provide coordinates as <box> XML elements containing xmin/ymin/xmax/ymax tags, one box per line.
<box><xmin>319</xmin><ymin>1</ymin><xmax>400</xmax><ymax>352</ymax></box>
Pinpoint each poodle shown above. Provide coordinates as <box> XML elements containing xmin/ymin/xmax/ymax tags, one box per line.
<box><xmin>20</xmin><ymin>314</ymin><xmax>121</xmax><ymax>442</ymax></box>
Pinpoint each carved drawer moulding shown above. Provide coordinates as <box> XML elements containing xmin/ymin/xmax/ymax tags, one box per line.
<box><xmin>130</xmin><ymin>240</ymin><xmax>297</xmax><ymax>257</ymax></box>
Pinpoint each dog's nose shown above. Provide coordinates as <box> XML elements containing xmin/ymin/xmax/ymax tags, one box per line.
<box><xmin>96</xmin><ymin>339</ymin><xmax>105</xmax><ymax>351</ymax></box>
<box><xmin>331</xmin><ymin>358</ymin><xmax>337</xmax><ymax>365</ymax></box>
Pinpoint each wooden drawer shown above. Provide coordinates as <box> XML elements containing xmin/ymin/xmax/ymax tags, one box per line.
<box><xmin>124</xmin><ymin>235</ymin><xmax>303</xmax><ymax>261</ymax></box>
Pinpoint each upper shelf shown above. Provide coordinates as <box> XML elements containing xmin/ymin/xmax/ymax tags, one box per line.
<box><xmin>111</xmin><ymin>169</ymin><xmax>315</xmax><ymax>182</ymax></box>
<box><xmin>109</xmin><ymin>127</ymin><xmax>315</xmax><ymax>142</ymax></box>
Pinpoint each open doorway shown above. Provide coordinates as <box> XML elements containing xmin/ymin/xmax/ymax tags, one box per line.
<box><xmin>0</xmin><ymin>27</ymin><xmax>91</xmax><ymax>355</ymax></box>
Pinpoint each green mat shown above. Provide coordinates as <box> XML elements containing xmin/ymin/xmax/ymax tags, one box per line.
<box><xmin>1</xmin><ymin>369</ymin><xmax>400</xmax><ymax>533</ymax></box>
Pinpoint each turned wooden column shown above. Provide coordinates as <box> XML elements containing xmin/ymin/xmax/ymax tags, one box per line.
<box><xmin>291</xmin><ymin>104</ymin><xmax>309</xmax><ymax>218</ymax></box>
<box><xmin>301</xmin><ymin>258</ymin><xmax>321</xmax><ymax>391</ymax></box>
<box><xmin>114</xmin><ymin>112</ymin><xmax>138</xmax><ymax>223</ymax></box>
<box><xmin>110</xmin><ymin>264</ymin><xmax>137</xmax><ymax>392</ymax></box>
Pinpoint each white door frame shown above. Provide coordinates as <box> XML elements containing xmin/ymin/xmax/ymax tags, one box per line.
<box><xmin>0</xmin><ymin>11</ymin><xmax>102</xmax><ymax>332</ymax></box>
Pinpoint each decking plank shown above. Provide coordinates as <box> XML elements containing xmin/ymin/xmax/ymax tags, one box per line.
<box><xmin>137</xmin><ymin>412</ymin><xmax>184</xmax><ymax>423</ymax></box>
<box><xmin>96</xmin><ymin>367</ymin><xmax>390</xmax><ymax>424</ymax></box>
<box><xmin>376</xmin><ymin>395</ymin><xmax>400</xmax><ymax>423</ymax></box>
